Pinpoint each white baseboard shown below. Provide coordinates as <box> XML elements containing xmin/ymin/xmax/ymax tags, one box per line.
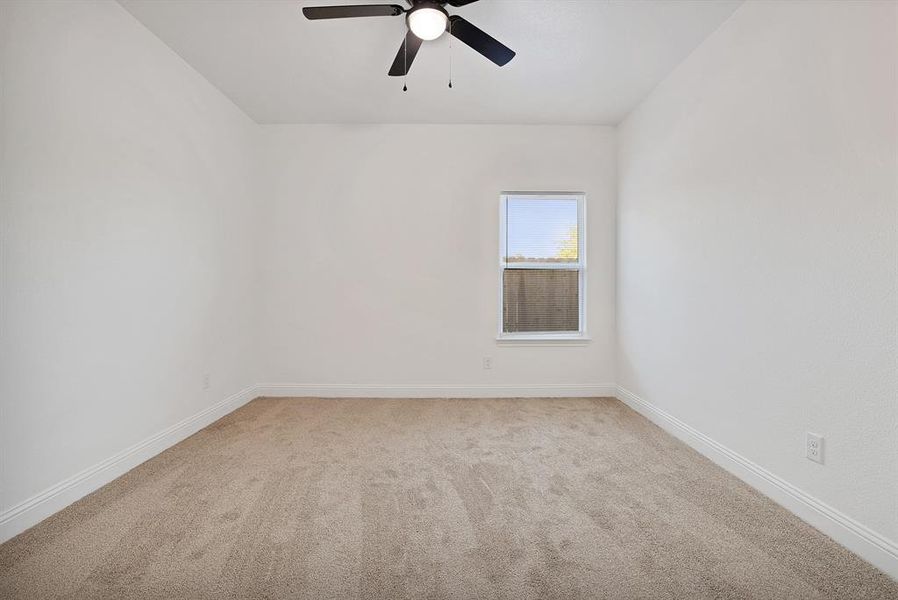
<box><xmin>256</xmin><ymin>383</ymin><xmax>617</xmax><ymax>399</ymax></box>
<box><xmin>615</xmin><ymin>386</ymin><xmax>898</xmax><ymax>581</ymax></box>
<box><xmin>0</xmin><ymin>384</ymin><xmax>258</xmax><ymax>544</ymax></box>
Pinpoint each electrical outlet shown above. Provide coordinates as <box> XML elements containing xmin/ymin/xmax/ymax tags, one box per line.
<box><xmin>806</xmin><ymin>432</ymin><xmax>823</xmax><ymax>464</ymax></box>
<box><xmin>202</xmin><ymin>373</ymin><xmax>211</xmax><ymax>390</ymax></box>
<box><xmin>482</xmin><ymin>357</ymin><xmax>492</xmax><ymax>370</ymax></box>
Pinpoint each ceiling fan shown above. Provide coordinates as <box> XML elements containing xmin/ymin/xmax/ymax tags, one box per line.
<box><xmin>302</xmin><ymin>1</ymin><xmax>516</xmax><ymax>77</ymax></box>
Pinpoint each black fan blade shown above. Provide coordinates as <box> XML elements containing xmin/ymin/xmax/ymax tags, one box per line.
<box><xmin>302</xmin><ymin>4</ymin><xmax>403</xmax><ymax>19</ymax></box>
<box><xmin>447</xmin><ymin>15</ymin><xmax>515</xmax><ymax>67</ymax></box>
<box><xmin>447</xmin><ymin>0</ymin><xmax>480</xmax><ymax>6</ymax></box>
<box><xmin>388</xmin><ymin>30</ymin><xmax>423</xmax><ymax>76</ymax></box>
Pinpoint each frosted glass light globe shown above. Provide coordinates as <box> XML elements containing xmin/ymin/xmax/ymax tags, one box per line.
<box><xmin>408</xmin><ymin>7</ymin><xmax>447</xmax><ymax>41</ymax></box>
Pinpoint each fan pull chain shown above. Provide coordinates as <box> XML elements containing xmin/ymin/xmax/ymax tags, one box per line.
<box><xmin>403</xmin><ymin>34</ymin><xmax>408</xmax><ymax>92</ymax></box>
<box><xmin>448</xmin><ymin>19</ymin><xmax>453</xmax><ymax>88</ymax></box>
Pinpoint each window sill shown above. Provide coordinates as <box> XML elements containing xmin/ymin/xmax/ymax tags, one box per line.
<box><xmin>495</xmin><ymin>334</ymin><xmax>591</xmax><ymax>347</ymax></box>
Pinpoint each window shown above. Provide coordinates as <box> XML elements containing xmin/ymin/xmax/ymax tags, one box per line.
<box><xmin>499</xmin><ymin>193</ymin><xmax>586</xmax><ymax>341</ymax></box>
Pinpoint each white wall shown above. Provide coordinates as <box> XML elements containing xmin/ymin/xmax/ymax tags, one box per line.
<box><xmin>3</xmin><ymin>0</ymin><xmax>893</xmax><ymax>580</ymax></box>
<box><xmin>0</xmin><ymin>0</ymin><xmax>260</xmax><ymax>533</ymax></box>
<box><xmin>618</xmin><ymin>0</ymin><xmax>897</xmax><ymax>568</ymax></box>
<box><xmin>258</xmin><ymin>125</ymin><xmax>616</xmax><ymax>393</ymax></box>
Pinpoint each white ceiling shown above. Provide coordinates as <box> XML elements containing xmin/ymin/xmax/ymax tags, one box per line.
<box><xmin>119</xmin><ymin>0</ymin><xmax>742</xmax><ymax>125</ymax></box>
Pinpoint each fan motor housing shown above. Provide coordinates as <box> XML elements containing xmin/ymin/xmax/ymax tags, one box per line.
<box><xmin>407</xmin><ymin>1</ymin><xmax>449</xmax><ymax>21</ymax></box>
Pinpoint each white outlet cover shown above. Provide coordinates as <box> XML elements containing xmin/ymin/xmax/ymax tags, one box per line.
<box><xmin>806</xmin><ymin>432</ymin><xmax>824</xmax><ymax>464</ymax></box>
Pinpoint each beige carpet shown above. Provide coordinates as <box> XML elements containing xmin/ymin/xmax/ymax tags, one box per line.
<box><xmin>0</xmin><ymin>397</ymin><xmax>895</xmax><ymax>599</ymax></box>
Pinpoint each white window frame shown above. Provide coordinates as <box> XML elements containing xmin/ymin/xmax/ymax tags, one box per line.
<box><xmin>497</xmin><ymin>192</ymin><xmax>588</xmax><ymax>343</ymax></box>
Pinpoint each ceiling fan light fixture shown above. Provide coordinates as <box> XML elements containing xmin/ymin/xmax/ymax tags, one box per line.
<box><xmin>408</xmin><ymin>6</ymin><xmax>447</xmax><ymax>41</ymax></box>
<box><xmin>302</xmin><ymin>0</ymin><xmax>516</xmax><ymax>77</ymax></box>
